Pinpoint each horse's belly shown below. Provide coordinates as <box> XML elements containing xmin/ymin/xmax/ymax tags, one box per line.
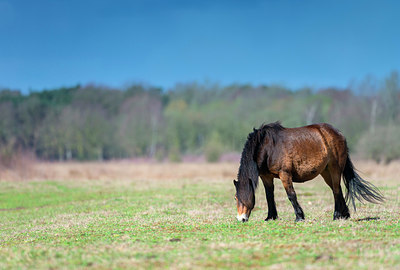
<box><xmin>292</xmin><ymin>170</ymin><xmax>321</xmax><ymax>182</ymax></box>
<box><xmin>291</xmin><ymin>155</ymin><xmax>327</xmax><ymax>182</ymax></box>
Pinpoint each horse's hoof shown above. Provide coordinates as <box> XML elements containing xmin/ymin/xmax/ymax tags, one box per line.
<box><xmin>334</xmin><ymin>211</ymin><xmax>350</xmax><ymax>220</ymax></box>
<box><xmin>295</xmin><ymin>217</ymin><xmax>305</xmax><ymax>222</ymax></box>
<box><xmin>333</xmin><ymin>215</ymin><xmax>350</xmax><ymax>220</ymax></box>
<box><xmin>265</xmin><ymin>216</ymin><xmax>278</xmax><ymax>221</ymax></box>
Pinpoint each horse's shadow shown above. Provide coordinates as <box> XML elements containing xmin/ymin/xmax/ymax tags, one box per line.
<box><xmin>354</xmin><ymin>216</ymin><xmax>380</xmax><ymax>221</ymax></box>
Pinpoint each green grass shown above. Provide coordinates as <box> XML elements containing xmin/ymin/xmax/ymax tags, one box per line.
<box><xmin>0</xmin><ymin>176</ymin><xmax>399</xmax><ymax>269</ymax></box>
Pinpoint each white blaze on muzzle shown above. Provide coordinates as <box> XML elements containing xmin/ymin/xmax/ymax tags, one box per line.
<box><xmin>237</xmin><ymin>213</ymin><xmax>248</xmax><ymax>222</ymax></box>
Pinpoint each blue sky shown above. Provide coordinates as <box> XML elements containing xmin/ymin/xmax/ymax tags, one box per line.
<box><xmin>0</xmin><ymin>0</ymin><xmax>399</xmax><ymax>92</ymax></box>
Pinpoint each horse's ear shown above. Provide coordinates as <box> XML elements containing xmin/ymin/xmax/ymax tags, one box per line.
<box><xmin>233</xmin><ymin>179</ymin><xmax>238</xmax><ymax>187</ymax></box>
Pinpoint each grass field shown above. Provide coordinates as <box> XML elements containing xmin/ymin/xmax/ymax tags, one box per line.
<box><xmin>0</xmin><ymin>161</ymin><xmax>399</xmax><ymax>269</ymax></box>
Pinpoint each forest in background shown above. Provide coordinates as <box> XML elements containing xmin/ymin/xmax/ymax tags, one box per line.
<box><xmin>0</xmin><ymin>71</ymin><xmax>399</xmax><ymax>164</ymax></box>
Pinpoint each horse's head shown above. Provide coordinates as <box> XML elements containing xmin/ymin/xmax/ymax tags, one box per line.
<box><xmin>233</xmin><ymin>179</ymin><xmax>255</xmax><ymax>222</ymax></box>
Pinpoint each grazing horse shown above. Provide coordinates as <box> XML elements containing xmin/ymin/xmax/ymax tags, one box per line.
<box><xmin>233</xmin><ymin>122</ymin><xmax>384</xmax><ymax>222</ymax></box>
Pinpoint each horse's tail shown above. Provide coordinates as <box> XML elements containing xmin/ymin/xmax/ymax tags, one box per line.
<box><xmin>342</xmin><ymin>155</ymin><xmax>385</xmax><ymax>211</ymax></box>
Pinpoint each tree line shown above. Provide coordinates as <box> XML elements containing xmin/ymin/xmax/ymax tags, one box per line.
<box><xmin>0</xmin><ymin>71</ymin><xmax>399</xmax><ymax>164</ymax></box>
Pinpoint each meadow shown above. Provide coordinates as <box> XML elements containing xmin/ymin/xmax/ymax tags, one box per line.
<box><xmin>0</xmin><ymin>161</ymin><xmax>399</xmax><ymax>269</ymax></box>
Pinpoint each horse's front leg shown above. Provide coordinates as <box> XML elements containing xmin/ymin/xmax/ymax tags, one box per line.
<box><xmin>279</xmin><ymin>171</ymin><xmax>305</xmax><ymax>222</ymax></box>
<box><xmin>260</xmin><ymin>175</ymin><xmax>278</xmax><ymax>221</ymax></box>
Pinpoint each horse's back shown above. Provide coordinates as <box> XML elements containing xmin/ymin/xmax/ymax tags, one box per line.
<box><xmin>295</xmin><ymin>123</ymin><xmax>347</xmax><ymax>163</ymax></box>
<box><xmin>289</xmin><ymin>123</ymin><xmax>346</xmax><ymax>149</ymax></box>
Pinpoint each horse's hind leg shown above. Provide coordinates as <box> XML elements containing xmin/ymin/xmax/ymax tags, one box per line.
<box><xmin>321</xmin><ymin>167</ymin><xmax>350</xmax><ymax>220</ymax></box>
<box><xmin>279</xmin><ymin>171</ymin><xmax>305</xmax><ymax>222</ymax></box>
<box><xmin>260</xmin><ymin>175</ymin><xmax>278</xmax><ymax>220</ymax></box>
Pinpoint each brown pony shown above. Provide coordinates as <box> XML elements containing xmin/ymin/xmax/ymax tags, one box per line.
<box><xmin>233</xmin><ymin>122</ymin><xmax>384</xmax><ymax>222</ymax></box>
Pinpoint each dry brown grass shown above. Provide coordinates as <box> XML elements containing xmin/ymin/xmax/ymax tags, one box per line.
<box><xmin>1</xmin><ymin>159</ymin><xmax>398</xmax><ymax>183</ymax></box>
<box><xmin>0</xmin><ymin>160</ymin><xmax>237</xmax><ymax>182</ymax></box>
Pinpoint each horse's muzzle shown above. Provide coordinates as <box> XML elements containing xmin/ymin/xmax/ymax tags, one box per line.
<box><xmin>237</xmin><ymin>213</ymin><xmax>248</xmax><ymax>222</ymax></box>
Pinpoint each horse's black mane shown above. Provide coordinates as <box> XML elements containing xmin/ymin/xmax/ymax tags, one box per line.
<box><xmin>258</xmin><ymin>121</ymin><xmax>285</xmax><ymax>146</ymax></box>
<box><xmin>236</xmin><ymin>121</ymin><xmax>284</xmax><ymax>208</ymax></box>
